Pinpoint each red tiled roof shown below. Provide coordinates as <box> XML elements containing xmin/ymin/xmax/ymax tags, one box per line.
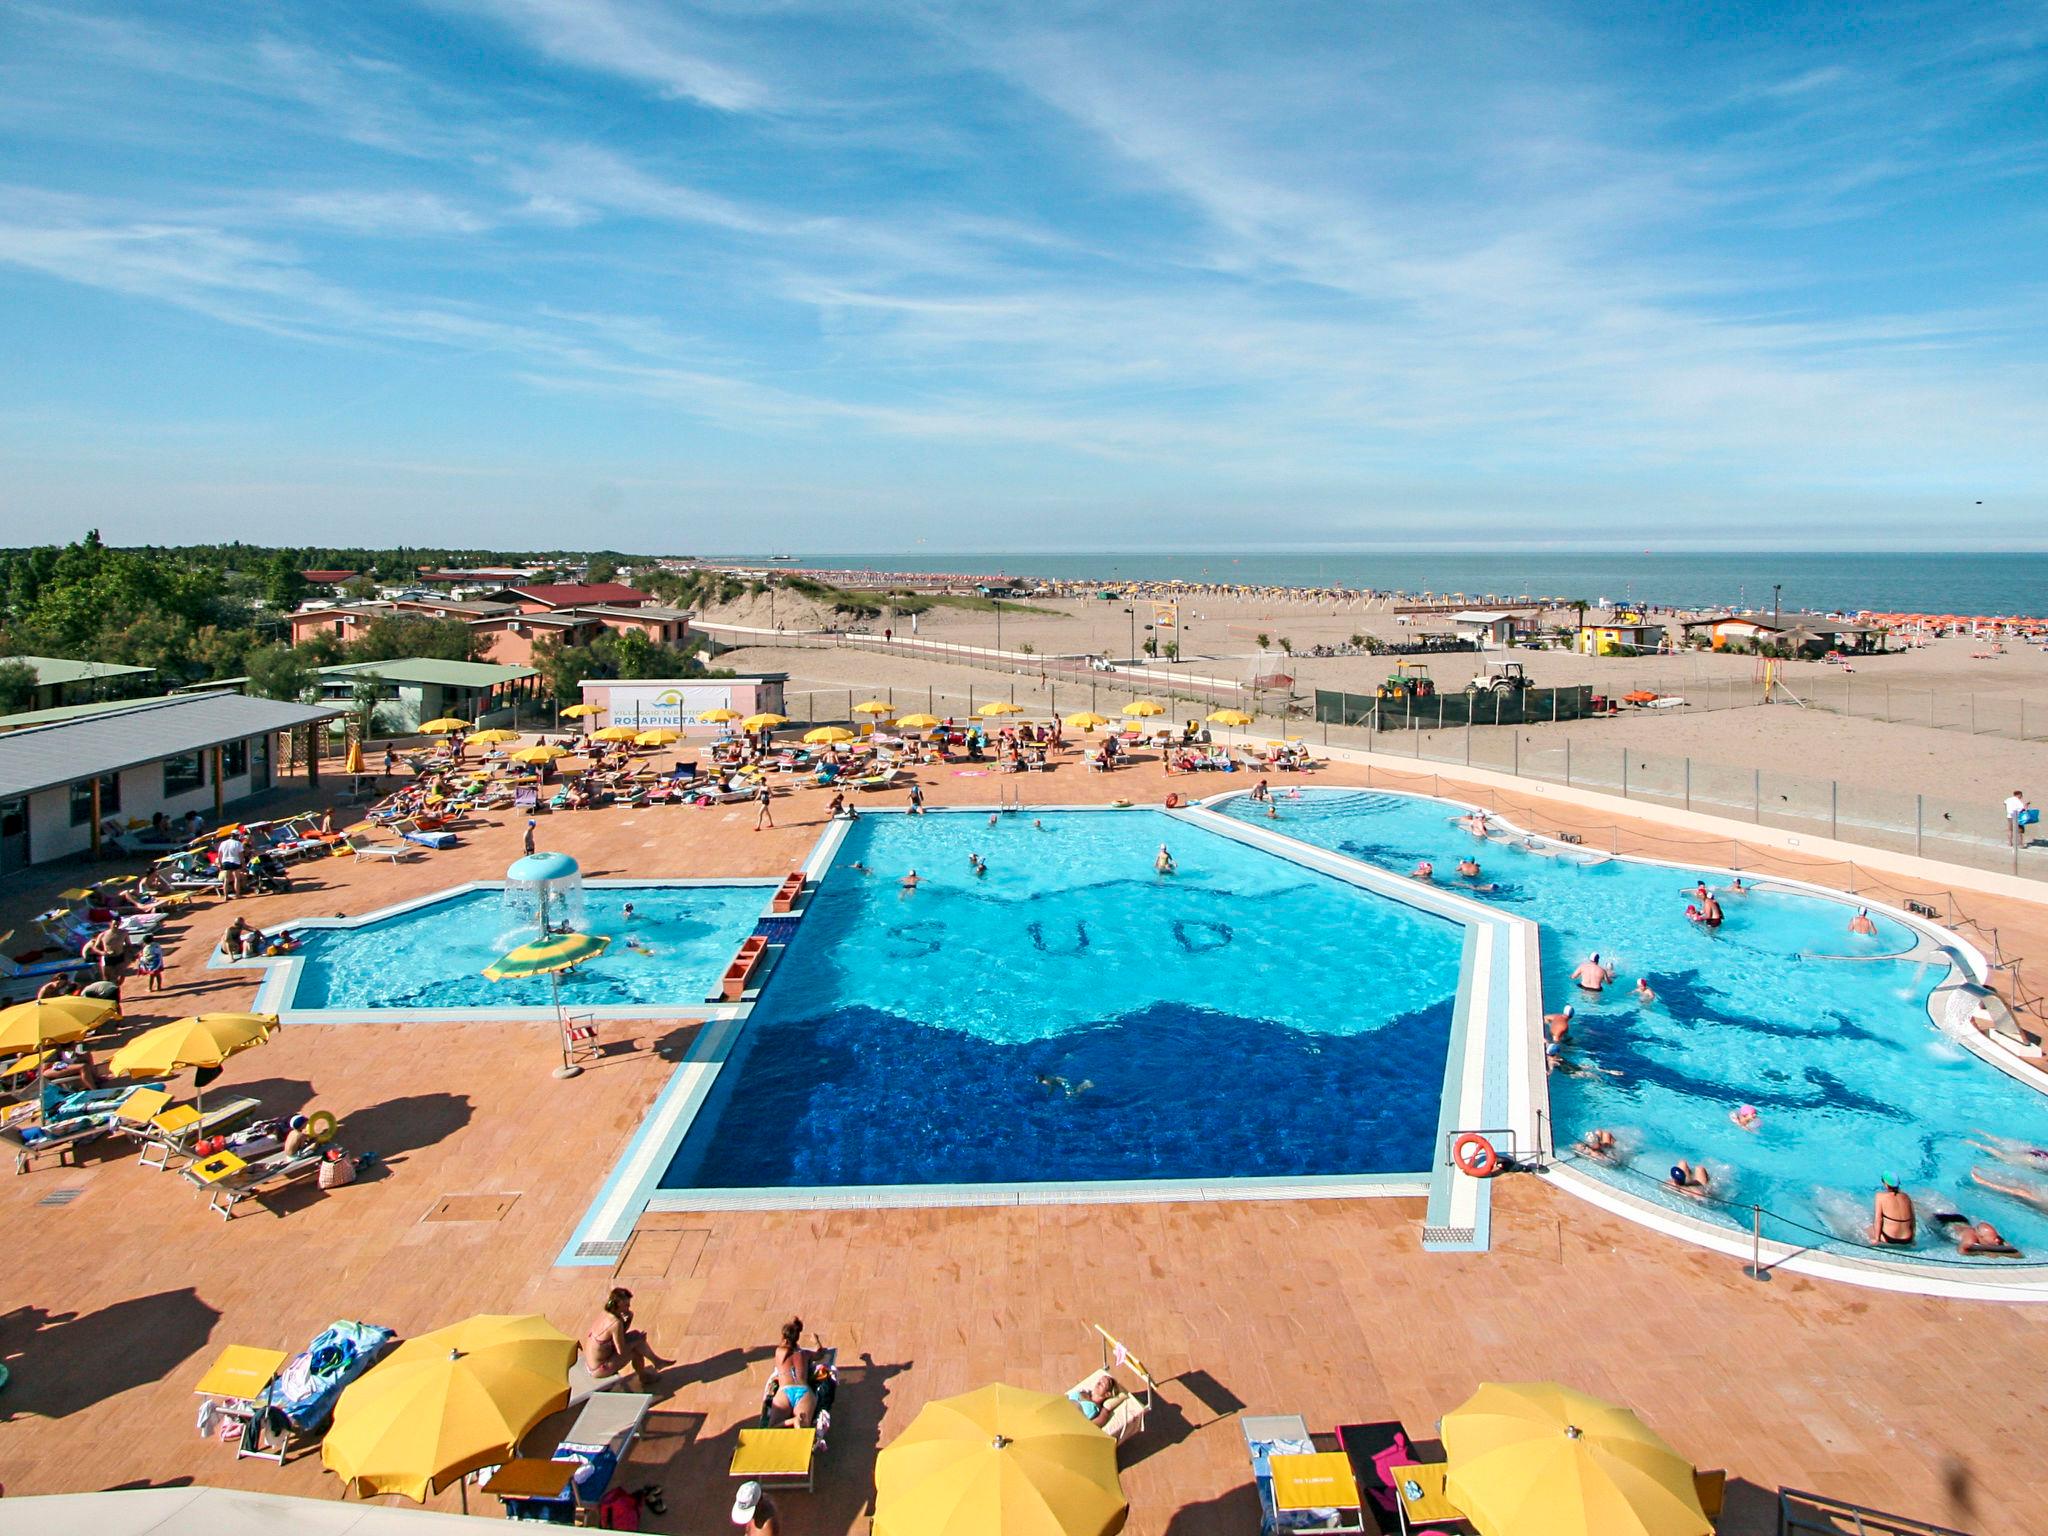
<box><xmin>300</xmin><ymin>570</ymin><xmax>359</xmax><ymax>584</ymax></box>
<box><xmin>502</xmin><ymin>583</ymin><xmax>651</xmax><ymax>607</ymax></box>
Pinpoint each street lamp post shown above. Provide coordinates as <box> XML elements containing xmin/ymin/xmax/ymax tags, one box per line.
<box><xmin>993</xmin><ymin>598</ymin><xmax>1002</xmax><ymax>654</ymax></box>
<box><xmin>1773</xmin><ymin>583</ymin><xmax>1781</xmax><ymax>625</ymax></box>
<box><xmin>1124</xmin><ymin>606</ymin><xmax>1136</xmax><ymax>662</ymax></box>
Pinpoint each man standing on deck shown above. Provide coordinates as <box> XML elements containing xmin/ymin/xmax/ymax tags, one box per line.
<box><xmin>2007</xmin><ymin>789</ymin><xmax>2032</xmax><ymax>848</ymax></box>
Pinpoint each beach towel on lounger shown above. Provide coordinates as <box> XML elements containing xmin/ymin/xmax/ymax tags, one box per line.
<box><xmin>255</xmin><ymin>1319</ymin><xmax>395</xmax><ymax>1440</ymax></box>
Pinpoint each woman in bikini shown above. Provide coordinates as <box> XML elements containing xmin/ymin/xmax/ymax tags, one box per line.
<box><xmin>581</xmin><ymin>1287</ymin><xmax>664</xmax><ymax>1389</ymax></box>
<box><xmin>771</xmin><ymin>1317</ymin><xmax>818</xmax><ymax>1427</ymax></box>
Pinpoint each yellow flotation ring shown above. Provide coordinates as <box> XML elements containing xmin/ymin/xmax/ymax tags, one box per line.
<box><xmin>306</xmin><ymin>1110</ymin><xmax>339</xmax><ymax>1144</ymax></box>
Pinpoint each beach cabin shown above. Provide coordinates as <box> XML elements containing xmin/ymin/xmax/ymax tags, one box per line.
<box><xmin>1682</xmin><ymin>613</ymin><xmax>1889</xmax><ymax>655</ymax></box>
<box><xmin>1572</xmin><ymin>621</ymin><xmax>1666</xmax><ymax>656</ymax></box>
<box><xmin>0</xmin><ymin>693</ymin><xmax>344</xmax><ymax>875</ymax></box>
<box><xmin>0</xmin><ymin>656</ymin><xmax>157</xmax><ymax>717</ymax></box>
<box><xmin>1449</xmin><ymin>611</ymin><xmax>1519</xmax><ymax>650</ymax></box>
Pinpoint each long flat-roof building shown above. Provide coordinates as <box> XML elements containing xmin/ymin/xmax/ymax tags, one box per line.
<box><xmin>1</xmin><ymin>654</ymin><xmax>157</xmax><ymax>716</ymax></box>
<box><xmin>0</xmin><ymin>692</ymin><xmax>344</xmax><ymax>874</ymax></box>
<box><xmin>181</xmin><ymin>657</ymin><xmax>539</xmax><ymax>735</ymax></box>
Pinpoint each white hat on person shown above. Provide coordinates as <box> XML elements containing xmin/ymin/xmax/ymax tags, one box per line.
<box><xmin>732</xmin><ymin>1481</ymin><xmax>764</xmax><ymax>1524</ymax></box>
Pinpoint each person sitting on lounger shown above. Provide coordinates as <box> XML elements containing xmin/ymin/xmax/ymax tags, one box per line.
<box><xmin>771</xmin><ymin>1317</ymin><xmax>818</xmax><ymax>1427</ymax></box>
<box><xmin>582</xmin><ymin>1286</ymin><xmax>664</xmax><ymax>1390</ymax></box>
<box><xmin>1872</xmin><ymin>1176</ymin><xmax>1916</xmax><ymax>1245</ymax></box>
<box><xmin>1067</xmin><ymin>1372</ymin><xmax>1124</xmax><ymax>1424</ymax></box>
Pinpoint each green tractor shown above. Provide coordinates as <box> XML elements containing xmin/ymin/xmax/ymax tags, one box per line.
<box><xmin>1377</xmin><ymin>661</ymin><xmax>1437</xmax><ymax>700</ymax></box>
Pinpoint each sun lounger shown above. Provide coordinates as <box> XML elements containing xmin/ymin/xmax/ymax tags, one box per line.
<box><xmin>1336</xmin><ymin>1422</ymin><xmax>1410</xmax><ymax>1533</ymax></box>
<box><xmin>568</xmin><ymin>1354</ymin><xmax>629</xmax><ymax>1405</ymax></box>
<box><xmin>238</xmin><ymin>1319</ymin><xmax>396</xmax><ymax>1463</ymax></box>
<box><xmin>4</xmin><ymin>1085</ymin><xmax>168</xmax><ymax>1173</ymax></box>
<box><xmin>494</xmin><ymin>1389</ymin><xmax>655</xmax><ymax>1521</ymax></box>
<box><xmin>132</xmin><ymin>1096</ymin><xmax>261</xmax><ymax>1169</ymax></box>
<box><xmin>1063</xmin><ymin>1326</ymin><xmax>1155</xmax><ymax>1447</ymax></box>
<box><xmin>852</xmin><ymin>768</ymin><xmax>907</xmax><ymax>791</ymax></box>
<box><xmin>0</xmin><ymin>931</ymin><xmax>95</xmax><ymax>987</ymax></box>
<box><xmin>184</xmin><ymin>1143</ymin><xmax>331</xmax><ymax>1218</ymax></box>
<box><xmin>1244</xmin><ymin>1414</ymin><xmax>1370</xmax><ymax>1534</ymax></box>
<box><xmin>392</xmin><ymin>818</ymin><xmax>458</xmax><ymax>850</ymax></box>
<box><xmin>345</xmin><ymin>832</ymin><xmax>421</xmax><ymax>862</ymax></box>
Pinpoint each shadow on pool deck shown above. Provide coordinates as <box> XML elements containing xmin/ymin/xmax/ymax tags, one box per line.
<box><xmin>336</xmin><ymin>1091</ymin><xmax>473</xmax><ymax>1164</ymax></box>
<box><xmin>0</xmin><ymin>1290</ymin><xmax>220</xmax><ymax>1422</ymax></box>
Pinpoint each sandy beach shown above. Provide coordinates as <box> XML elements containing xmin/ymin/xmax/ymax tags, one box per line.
<box><xmin>705</xmin><ymin>588</ymin><xmax>2048</xmax><ymax>811</ymax></box>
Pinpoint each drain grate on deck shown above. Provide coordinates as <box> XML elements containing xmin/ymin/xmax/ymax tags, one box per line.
<box><xmin>1421</xmin><ymin>1224</ymin><xmax>1476</xmax><ymax>1244</ymax></box>
<box><xmin>576</xmin><ymin>1240</ymin><xmax>629</xmax><ymax>1260</ymax></box>
<box><xmin>39</xmin><ymin>1186</ymin><xmax>86</xmax><ymax>1207</ymax></box>
<box><xmin>424</xmin><ymin>1194</ymin><xmax>520</xmax><ymax>1223</ymax></box>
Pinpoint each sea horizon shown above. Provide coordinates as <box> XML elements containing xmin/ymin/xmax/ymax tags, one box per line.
<box><xmin>704</xmin><ymin>549</ymin><xmax>2048</xmax><ymax>619</ymax></box>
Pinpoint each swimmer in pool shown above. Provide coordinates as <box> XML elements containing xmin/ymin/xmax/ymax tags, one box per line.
<box><xmin>969</xmin><ymin>853</ymin><xmax>987</xmax><ymax>877</ymax></box>
<box><xmin>1872</xmin><ymin>1177</ymin><xmax>1916</xmax><ymax>1245</ymax></box>
<box><xmin>1669</xmin><ymin>1161</ymin><xmax>1712</xmax><ymax>1196</ymax></box>
<box><xmin>1544</xmin><ymin>1004</ymin><xmax>1574</xmax><ymax>1041</ymax></box>
<box><xmin>1456</xmin><ymin>857</ymin><xmax>1481</xmax><ymax>879</ymax></box>
<box><xmin>1571</xmin><ymin>954</ymin><xmax>1612</xmax><ymax>992</ymax></box>
<box><xmin>1971</xmin><ymin>1163</ymin><xmax>2048</xmax><ymax>1214</ymax></box>
<box><xmin>1730</xmin><ymin>1103</ymin><xmax>1759</xmax><ymax>1131</ymax></box>
<box><xmin>1692</xmin><ymin>881</ymin><xmax>1711</xmax><ymax>902</ymax></box>
<box><xmin>1633</xmin><ymin>977</ymin><xmax>1656</xmax><ymax>1004</ymax></box>
<box><xmin>1848</xmin><ymin>907</ymin><xmax>1877</xmax><ymax>936</ymax></box>
<box><xmin>1411</xmin><ymin>860</ymin><xmax>1434</xmax><ymax>882</ymax></box>
<box><xmin>988</xmin><ymin>812</ymin><xmax>998</xmax><ymax>827</ymax></box>
<box><xmin>1578</xmin><ymin>1128</ymin><xmax>1618</xmax><ymax>1160</ymax></box>
<box><xmin>1155</xmin><ymin>844</ymin><xmax>1176</xmax><ymax>875</ymax></box>
<box><xmin>1728</xmin><ymin>876</ymin><xmax>1748</xmax><ymax>895</ymax></box>
<box><xmin>848</xmin><ymin>861</ymin><xmax>871</xmax><ymax>875</ymax></box>
<box><xmin>1034</xmin><ymin>819</ymin><xmax>1046</xmax><ymax>831</ymax></box>
<box><xmin>1965</xmin><ymin>1134</ymin><xmax>2048</xmax><ymax>1168</ymax></box>
<box><xmin>899</xmin><ymin>870</ymin><xmax>920</xmax><ymax>894</ymax></box>
<box><xmin>1698</xmin><ymin>894</ymin><xmax>1724</xmax><ymax>929</ymax></box>
<box><xmin>622</xmin><ymin>903</ymin><xmax>635</xmax><ymax>922</ymax></box>
<box><xmin>1036</xmin><ymin>1073</ymin><xmax>1093</xmax><ymax>1099</ymax></box>
<box><xmin>1933</xmin><ymin>1212</ymin><xmax>2019</xmax><ymax>1256</ymax></box>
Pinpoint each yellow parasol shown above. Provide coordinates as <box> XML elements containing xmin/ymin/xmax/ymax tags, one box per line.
<box><xmin>510</xmin><ymin>745</ymin><xmax>567</xmax><ymax>765</ymax></box>
<box><xmin>875</xmin><ymin>1383</ymin><xmax>1127</xmax><ymax>1536</ymax></box>
<box><xmin>560</xmin><ymin>704</ymin><xmax>603</xmax><ymax>718</ymax></box>
<box><xmin>592</xmin><ymin>725</ymin><xmax>640</xmax><ymax>742</ymax></box>
<box><xmin>484</xmin><ymin>934</ymin><xmax>611</xmax><ymax>1077</ymax></box>
<box><xmin>698</xmin><ymin>708</ymin><xmax>742</xmax><ymax>723</ymax></box>
<box><xmin>896</xmin><ymin>714</ymin><xmax>941</xmax><ymax>729</ymax></box>
<box><xmin>1442</xmin><ymin>1382</ymin><xmax>1712</xmax><ymax>1536</ymax></box>
<box><xmin>1121</xmin><ymin>700</ymin><xmax>1166</xmax><ymax>717</ymax></box>
<box><xmin>108</xmin><ymin>1013</ymin><xmax>275</xmax><ymax>1108</ymax></box>
<box><xmin>1063</xmin><ymin>712</ymin><xmax>1110</xmax><ymax>730</ymax></box>
<box><xmin>852</xmin><ymin>699</ymin><xmax>896</xmax><ymax>716</ymax></box>
<box><xmin>741</xmin><ymin>713</ymin><xmax>789</xmax><ymax>732</ymax></box>
<box><xmin>977</xmin><ymin>701</ymin><xmax>1026</xmax><ymax>717</ymax></box>
<box><xmin>418</xmin><ymin>718</ymin><xmax>472</xmax><ymax>734</ymax></box>
<box><xmin>469</xmin><ymin>729</ymin><xmax>520</xmax><ymax>746</ymax></box>
<box><xmin>806</xmin><ymin>726</ymin><xmax>857</xmax><ymax>744</ymax></box>
<box><xmin>0</xmin><ymin>995</ymin><xmax>118</xmax><ymax>1057</ymax></box>
<box><xmin>342</xmin><ymin>740</ymin><xmax>366</xmax><ymax>775</ymax></box>
<box><xmin>323</xmin><ymin>1313</ymin><xmax>576</xmax><ymax>1503</ymax></box>
<box><xmin>1207</xmin><ymin>709</ymin><xmax>1254</xmax><ymax>727</ymax></box>
<box><xmin>634</xmin><ymin>728</ymin><xmax>682</xmax><ymax>747</ymax></box>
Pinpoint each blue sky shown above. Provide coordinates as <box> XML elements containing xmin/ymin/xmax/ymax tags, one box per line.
<box><xmin>1</xmin><ymin>1</ymin><xmax>2044</xmax><ymax>551</ymax></box>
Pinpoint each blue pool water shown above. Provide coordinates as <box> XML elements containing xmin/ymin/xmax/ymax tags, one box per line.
<box><xmin>663</xmin><ymin>810</ymin><xmax>1464</xmax><ymax>1191</ymax></box>
<box><xmin>285</xmin><ymin>884</ymin><xmax>769</xmax><ymax>1012</ymax></box>
<box><xmin>1218</xmin><ymin>789</ymin><xmax>2048</xmax><ymax>1265</ymax></box>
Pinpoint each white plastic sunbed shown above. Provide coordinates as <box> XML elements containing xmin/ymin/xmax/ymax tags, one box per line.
<box><xmin>346</xmin><ymin>833</ymin><xmax>421</xmax><ymax>863</ymax></box>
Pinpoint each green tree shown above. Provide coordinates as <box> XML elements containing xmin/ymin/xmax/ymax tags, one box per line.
<box><xmin>350</xmin><ymin>672</ymin><xmax>387</xmax><ymax>739</ymax></box>
<box><xmin>1255</xmin><ymin>633</ymin><xmax>1269</xmax><ymax>651</ymax></box>
<box><xmin>264</xmin><ymin>555</ymin><xmax>309</xmax><ymax>613</ymax></box>
<box><xmin>349</xmin><ymin>617</ymin><xmax>481</xmax><ymax>663</ymax></box>
<box><xmin>245</xmin><ymin>643</ymin><xmax>316</xmax><ymax>702</ymax></box>
<box><xmin>0</xmin><ymin>658</ymin><xmax>37</xmax><ymax>713</ymax></box>
<box><xmin>586</xmin><ymin>557</ymin><xmax>619</xmax><ymax>585</ymax></box>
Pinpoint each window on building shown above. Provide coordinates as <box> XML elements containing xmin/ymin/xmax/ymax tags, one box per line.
<box><xmin>68</xmin><ymin>773</ymin><xmax>122</xmax><ymax>826</ymax></box>
<box><xmin>222</xmin><ymin>738</ymin><xmax>249</xmax><ymax>778</ymax></box>
<box><xmin>163</xmin><ymin>750</ymin><xmax>206</xmax><ymax>798</ymax></box>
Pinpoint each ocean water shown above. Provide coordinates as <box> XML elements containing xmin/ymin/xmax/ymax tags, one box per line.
<box><xmin>284</xmin><ymin>884</ymin><xmax>768</xmax><ymax>1012</ymax></box>
<box><xmin>752</xmin><ymin>550</ymin><xmax>2048</xmax><ymax>618</ymax></box>
<box><xmin>663</xmin><ymin>809</ymin><xmax>1463</xmax><ymax>1190</ymax></box>
<box><xmin>1219</xmin><ymin>788</ymin><xmax>2048</xmax><ymax>1266</ymax></box>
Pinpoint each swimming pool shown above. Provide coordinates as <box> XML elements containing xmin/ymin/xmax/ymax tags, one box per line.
<box><xmin>659</xmin><ymin>809</ymin><xmax>1466</xmax><ymax>1193</ymax></box>
<box><xmin>271</xmin><ymin>882</ymin><xmax>770</xmax><ymax>1016</ymax></box>
<box><xmin>1214</xmin><ymin>788</ymin><xmax>2048</xmax><ymax>1268</ymax></box>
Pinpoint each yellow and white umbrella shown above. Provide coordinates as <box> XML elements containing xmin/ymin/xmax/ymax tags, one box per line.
<box><xmin>875</xmin><ymin>1383</ymin><xmax>1127</xmax><ymax>1536</ymax></box>
<box><xmin>1442</xmin><ymin>1382</ymin><xmax>1712</xmax><ymax>1536</ymax></box>
<box><xmin>698</xmin><ymin>707</ymin><xmax>742</xmax><ymax>723</ymax></box>
<box><xmin>592</xmin><ymin>725</ymin><xmax>640</xmax><ymax>743</ymax></box>
<box><xmin>741</xmin><ymin>712</ymin><xmax>790</xmax><ymax>732</ymax></box>
<box><xmin>806</xmin><ymin>726</ymin><xmax>857</xmax><ymax>744</ymax></box>
<box><xmin>853</xmin><ymin>699</ymin><xmax>896</xmax><ymax>716</ymax></box>
<box><xmin>977</xmin><ymin>701</ymin><xmax>1026</xmax><ymax>717</ymax></box>
<box><xmin>1063</xmin><ymin>712</ymin><xmax>1110</xmax><ymax>731</ymax></box>
<box><xmin>1121</xmin><ymin>700</ymin><xmax>1166</xmax><ymax>717</ymax></box>
<box><xmin>896</xmin><ymin>714</ymin><xmax>941</xmax><ymax>730</ymax></box>
<box><xmin>560</xmin><ymin>704</ymin><xmax>603</xmax><ymax>719</ymax></box>
<box><xmin>1207</xmin><ymin>709</ymin><xmax>1254</xmax><ymax>727</ymax></box>
<box><xmin>511</xmin><ymin>745</ymin><xmax>566</xmax><ymax>765</ymax></box>
<box><xmin>418</xmin><ymin>718</ymin><xmax>471</xmax><ymax>734</ymax></box>
<box><xmin>323</xmin><ymin>1314</ymin><xmax>576</xmax><ymax>1503</ymax></box>
<box><xmin>634</xmin><ymin>728</ymin><xmax>682</xmax><ymax>747</ymax></box>
<box><xmin>469</xmin><ymin>729</ymin><xmax>520</xmax><ymax>746</ymax></box>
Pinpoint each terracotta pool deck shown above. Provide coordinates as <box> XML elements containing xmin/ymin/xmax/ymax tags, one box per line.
<box><xmin>2</xmin><ymin>749</ymin><xmax>2044</xmax><ymax>1532</ymax></box>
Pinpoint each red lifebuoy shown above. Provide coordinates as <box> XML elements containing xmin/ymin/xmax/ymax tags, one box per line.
<box><xmin>1164</xmin><ymin>792</ymin><xmax>1183</xmax><ymax>809</ymax></box>
<box><xmin>1453</xmin><ymin>1133</ymin><xmax>1501</xmax><ymax>1178</ymax></box>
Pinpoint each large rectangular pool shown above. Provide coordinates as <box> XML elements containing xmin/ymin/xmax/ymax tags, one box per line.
<box><xmin>660</xmin><ymin>809</ymin><xmax>1465</xmax><ymax>1193</ymax></box>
